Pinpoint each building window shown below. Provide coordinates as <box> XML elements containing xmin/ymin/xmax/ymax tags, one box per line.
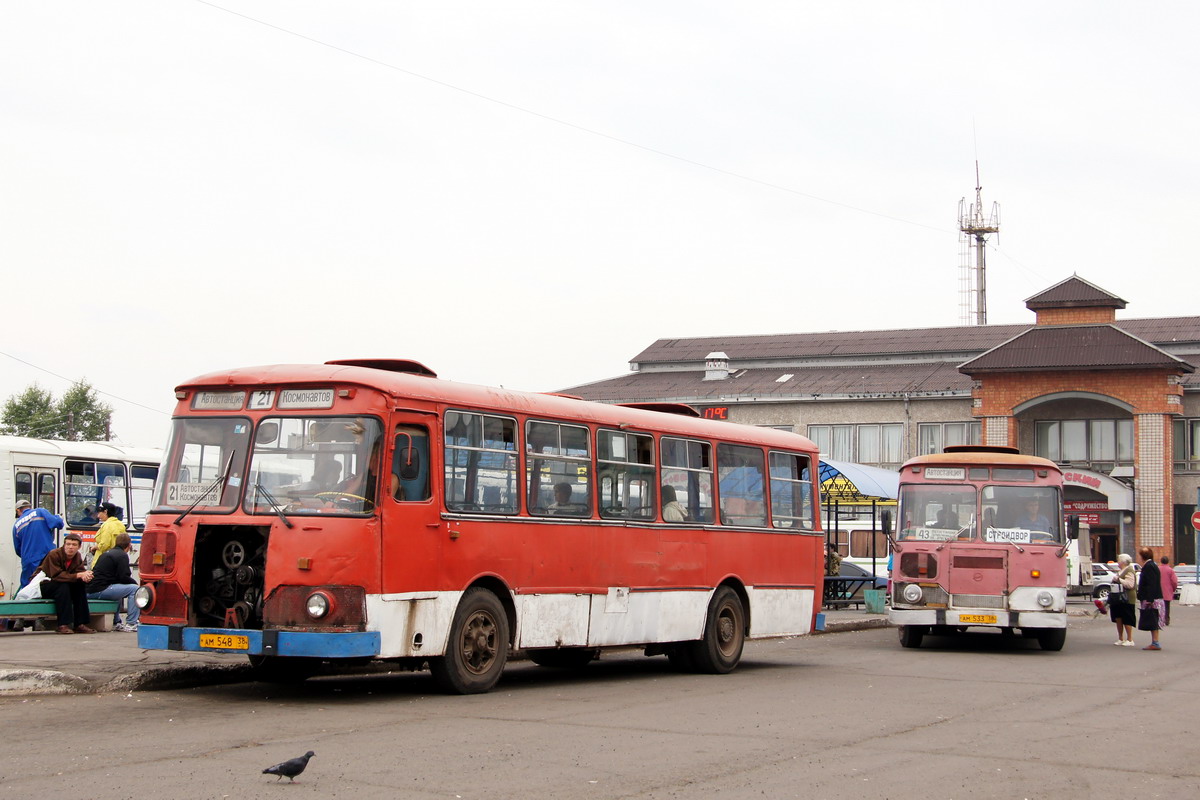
<box><xmin>1036</xmin><ymin>419</ymin><xmax>1132</xmax><ymax>471</ymax></box>
<box><xmin>808</xmin><ymin>423</ymin><xmax>902</xmax><ymax>468</ymax></box>
<box><xmin>1172</xmin><ymin>418</ymin><xmax>1200</xmax><ymax>471</ymax></box>
<box><xmin>917</xmin><ymin>422</ymin><xmax>982</xmax><ymax>455</ymax></box>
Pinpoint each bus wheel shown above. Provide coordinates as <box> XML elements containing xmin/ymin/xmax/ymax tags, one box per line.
<box><xmin>688</xmin><ymin>586</ymin><xmax>745</xmax><ymax>674</ymax></box>
<box><xmin>1036</xmin><ymin>628</ymin><xmax>1066</xmax><ymax>651</ymax></box>
<box><xmin>430</xmin><ymin>588</ymin><xmax>510</xmax><ymax>694</ymax></box>
<box><xmin>247</xmin><ymin>655</ymin><xmax>321</xmax><ymax>683</ymax></box>
<box><xmin>527</xmin><ymin>648</ymin><xmax>597</xmax><ymax>669</ymax></box>
<box><xmin>898</xmin><ymin>625</ymin><xmax>925</xmax><ymax>648</ymax></box>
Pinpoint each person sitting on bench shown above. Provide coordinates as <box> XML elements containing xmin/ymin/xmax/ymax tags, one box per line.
<box><xmin>39</xmin><ymin>532</ymin><xmax>97</xmax><ymax>634</ymax></box>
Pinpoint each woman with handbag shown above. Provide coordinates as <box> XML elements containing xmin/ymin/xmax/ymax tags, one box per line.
<box><xmin>1136</xmin><ymin>547</ymin><xmax>1164</xmax><ymax>651</ymax></box>
<box><xmin>1108</xmin><ymin>554</ymin><xmax>1137</xmax><ymax>646</ymax></box>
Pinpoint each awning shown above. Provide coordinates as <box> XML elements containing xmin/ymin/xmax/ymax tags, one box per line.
<box><xmin>819</xmin><ymin>459</ymin><xmax>899</xmax><ymax>504</ymax></box>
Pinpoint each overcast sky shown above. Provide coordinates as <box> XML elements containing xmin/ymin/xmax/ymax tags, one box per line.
<box><xmin>2</xmin><ymin>2</ymin><xmax>1197</xmax><ymax>448</ymax></box>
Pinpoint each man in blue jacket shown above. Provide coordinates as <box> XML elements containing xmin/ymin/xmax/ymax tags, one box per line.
<box><xmin>12</xmin><ymin>498</ymin><xmax>63</xmax><ymax>588</ymax></box>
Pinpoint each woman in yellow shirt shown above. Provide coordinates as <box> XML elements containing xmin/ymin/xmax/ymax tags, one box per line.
<box><xmin>91</xmin><ymin>503</ymin><xmax>126</xmax><ymax>566</ymax></box>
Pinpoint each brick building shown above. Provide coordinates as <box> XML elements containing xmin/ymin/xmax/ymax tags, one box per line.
<box><xmin>564</xmin><ymin>277</ymin><xmax>1200</xmax><ymax>564</ymax></box>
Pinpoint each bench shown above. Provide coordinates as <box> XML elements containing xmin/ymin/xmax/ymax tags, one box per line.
<box><xmin>0</xmin><ymin>599</ymin><xmax>120</xmax><ymax>632</ymax></box>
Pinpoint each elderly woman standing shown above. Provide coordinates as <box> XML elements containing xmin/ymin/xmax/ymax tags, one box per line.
<box><xmin>1137</xmin><ymin>547</ymin><xmax>1164</xmax><ymax>651</ymax></box>
<box><xmin>1109</xmin><ymin>554</ymin><xmax>1137</xmax><ymax>646</ymax></box>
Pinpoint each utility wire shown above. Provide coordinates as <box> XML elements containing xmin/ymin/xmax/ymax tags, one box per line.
<box><xmin>191</xmin><ymin>0</ymin><xmax>952</xmax><ymax>236</ymax></box>
<box><xmin>0</xmin><ymin>350</ymin><xmax>169</xmax><ymax>416</ymax></box>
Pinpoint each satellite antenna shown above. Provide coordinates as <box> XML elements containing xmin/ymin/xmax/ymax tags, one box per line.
<box><xmin>958</xmin><ymin>162</ymin><xmax>1000</xmax><ymax>325</ymax></box>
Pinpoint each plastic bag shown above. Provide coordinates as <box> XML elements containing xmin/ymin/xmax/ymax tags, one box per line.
<box><xmin>14</xmin><ymin>572</ymin><xmax>48</xmax><ymax>601</ymax></box>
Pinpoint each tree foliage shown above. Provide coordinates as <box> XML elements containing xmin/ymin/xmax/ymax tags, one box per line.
<box><xmin>1</xmin><ymin>381</ymin><xmax>113</xmax><ymax>440</ymax></box>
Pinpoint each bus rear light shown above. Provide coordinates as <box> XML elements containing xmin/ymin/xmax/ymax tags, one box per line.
<box><xmin>1031</xmin><ymin>569</ymin><xmax>1041</xmax><ymax>579</ymax></box>
<box><xmin>337</xmin><ymin>388</ymin><xmax>356</xmax><ymax>399</ymax></box>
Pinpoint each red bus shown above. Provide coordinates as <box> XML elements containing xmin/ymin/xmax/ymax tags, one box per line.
<box><xmin>134</xmin><ymin>359</ymin><xmax>824</xmax><ymax>692</ymax></box>
<box><xmin>887</xmin><ymin>446</ymin><xmax>1075</xmax><ymax>651</ymax></box>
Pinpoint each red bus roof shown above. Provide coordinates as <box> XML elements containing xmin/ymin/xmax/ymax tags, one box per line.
<box><xmin>175</xmin><ymin>361</ymin><xmax>818</xmax><ymax>453</ymax></box>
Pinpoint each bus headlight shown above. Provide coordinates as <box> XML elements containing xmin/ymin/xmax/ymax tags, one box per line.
<box><xmin>135</xmin><ymin>584</ymin><xmax>155</xmax><ymax>610</ymax></box>
<box><xmin>901</xmin><ymin>583</ymin><xmax>924</xmax><ymax>604</ymax></box>
<box><xmin>1037</xmin><ymin>590</ymin><xmax>1054</xmax><ymax>608</ymax></box>
<box><xmin>306</xmin><ymin>591</ymin><xmax>332</xmax><ymax>619</ymax></box>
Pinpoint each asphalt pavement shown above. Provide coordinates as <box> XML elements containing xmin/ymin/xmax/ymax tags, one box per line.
<box><xmin>0</xmin><ymin>606</ymin><xmax>898</xmax><ymax>697</ymax></box>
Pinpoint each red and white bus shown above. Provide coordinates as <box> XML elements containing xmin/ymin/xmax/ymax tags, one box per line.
<box><xmin>135</xmin><ymin>359</ymin><xmax>824</xmax><ymax>692</ymax></box>
<box><xmin>886</xmin><ymin>445</ymin><xmax>1075</xmax><ymax>651</ymax></box>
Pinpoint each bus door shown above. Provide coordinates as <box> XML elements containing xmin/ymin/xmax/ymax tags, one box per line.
<box><xmin>946</xmin><ymin>547</ymin><xmax>1008</xmax><ymax>600</ymax></box>
<box><xmin>14</xmin><ymin>466</ymin><xmax>60</xmax><ymax>522</ymax></box>
<box><xmin>381</xmin><ymin>413</ymin><xmax>436</xmax><ymax>594</ymax></box>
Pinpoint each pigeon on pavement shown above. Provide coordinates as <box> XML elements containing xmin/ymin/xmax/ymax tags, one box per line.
<box><xmin>262</xmin><ymin>750</ymin><xmax>315</xmax><ymax>782</ymax></box>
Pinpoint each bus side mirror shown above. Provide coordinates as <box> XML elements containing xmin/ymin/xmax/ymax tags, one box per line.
<box><xmin>398</xmin><ymin>448</ymin><xmax>421</xmax><ymax>481</ymax></box>
<box><xmin>881</xmin><ymin>509</ymin><xmax>892</xmax><ymax>537</ymax></box>
<box><xmin>1068</xmin><ymin>515</ymin><xmax>1080</xmax><ymax>540</ymax></box>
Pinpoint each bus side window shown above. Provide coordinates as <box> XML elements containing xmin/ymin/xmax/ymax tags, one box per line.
<box><xmin>393</xmin><ymin>426</ymin><xmax>431</xmax><ymax>502</ymax></box>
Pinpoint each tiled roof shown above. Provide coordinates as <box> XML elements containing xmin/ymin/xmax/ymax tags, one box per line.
<box><xmin>1025</xmin><ymin>276</ymin><xmax>1126</xmax><ymax>310</ymax></box>
<box><xmin>960</xmin><ymin>324</ymin><xmax>1194</xmax><ymax>374</ymax></box>
<box><xmin>567</xmin><ymin>361</ymin><xmax>973</xmax><ymax>403</ymax></box>
<box><xmin>631</xmin><ymin>324</ymin><xmax>1028</xmax><ymax>365</ymax></box>
<box><xmin>565</xmin><ymin>314</ymin><xmax>1200</xmax><ymax>404</ymax></box>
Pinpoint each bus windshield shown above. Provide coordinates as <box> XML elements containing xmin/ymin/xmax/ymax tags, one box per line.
<box><xmin>153</xmin><ymin>417</ymin><xmax>251</xmax><ymax>511</ymax></box>
<box><xmin>898</xmin><ymin>483</ymin><xmax>1062</xmax><ymax>544</ymax></box>
<box><xmin>982</xmin><ymin>485</ymin><xmax>1062</xmax><ymax>544</ymax></box>
<box><xmin>897</xmin><ymin>485</ymin><xmax>976</xmax><ymax>541</ymax></box>
<box><xmin>244</xmin><ymin>416</ymin><xmax>383</xmax><ymax>516</ymax></box>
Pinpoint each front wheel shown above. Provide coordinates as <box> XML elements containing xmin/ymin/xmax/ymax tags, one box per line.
<box><xmin>1036</xmin><ymin>628</ymin><xmax>1066</xmax><ymax>651</ymax></box>
<box><xmin>898</xmin><ymin>625</ymin><xmax>925</xmax><ymax>649</ymax></box>
<box><xmin>686</xmin><ymin>586</ymin><xmax>746</xmax><ymax>674</ymax></box>
<box><xmin>430</xmin><ymin>588</ymin><xmax>510</xmax><ymax>694</ymax></box>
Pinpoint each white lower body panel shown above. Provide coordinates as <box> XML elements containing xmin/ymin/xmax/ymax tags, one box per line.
<box><xmin>367</xmin><ymin>586</ymin><xmax>817</xmax><ymax>658</ymax></box>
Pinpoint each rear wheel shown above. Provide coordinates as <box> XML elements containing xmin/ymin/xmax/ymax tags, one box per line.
<box><xmin>898</xmin><ymin>625</ymin><xmax>925</xmax><ymax>649</ymax></box>
<box><xmin>686</xmin><ymin>586</ymin><xmax>745</xmax><ymax>674</ymax></box>
<box><xmin>1036</xmin><ymin>628</ymin><xmax>1066</xmax><ymax>651</ymax></box>
<box><xmin>1094</xmin><ymin>584</ymin><xmax>1111</xmax><ymax>601</ymax></box>
<box><xmin>527</xmin><ymin>648</ymin><xmax>597</xmax><ymax>669</ymax></box>
<box><xmin>430</xmin><ymin>588</ymin><xmax>509</xmax><ymax>694</ymax></box>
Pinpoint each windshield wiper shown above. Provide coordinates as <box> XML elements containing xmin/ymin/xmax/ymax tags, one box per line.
<box><xmin>254</xmin><ymin>481</ymin><xmax>294</xmax><ymax>529</ymax></box>
<box><xmin>173</xmin><ymin>450</ymin><xmax>237</xmax><ymax>525</ymax></box>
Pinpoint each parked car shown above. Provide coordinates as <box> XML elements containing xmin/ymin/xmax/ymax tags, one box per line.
<box><xmin>1092</xmin><ymin>563</ymin><xmax>1118</xmax><ymax>600</ymax></box>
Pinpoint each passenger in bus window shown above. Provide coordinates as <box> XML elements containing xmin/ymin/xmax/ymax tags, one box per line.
<box><xmin>1016</xmin><ymin>496</ymin><xmax>1051</xmax><ymax>533</ymax></box>
<box><xmin>661</xmin><ymin>485</ymin><xmax>686</xmax><ymax>522</ymax></box>
<box><xmin>548</xmin><ymin>482</ymin><xmax>574</xmax><ymax>514</ymax></box>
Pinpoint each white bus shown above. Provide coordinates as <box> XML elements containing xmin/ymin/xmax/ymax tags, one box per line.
<box><xmin>1</xmin><ymin>436</ymin><xmax>161</xmax><ymax>598</ymax></box>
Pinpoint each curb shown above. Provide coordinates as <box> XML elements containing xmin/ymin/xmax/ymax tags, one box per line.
<box><xmin>819</xmin><ymin>618</ymin><xmax>891</xmax><ymax>634</ymax></box>
<box><xmin>0</xmin><ymin>663</ymin><xmax>255</xmax><ymax>697</ymax></box>
<box><xmin>0</xmin><ymin>669</ymin><xmax>91</xmax><ymax>696</ymax></box>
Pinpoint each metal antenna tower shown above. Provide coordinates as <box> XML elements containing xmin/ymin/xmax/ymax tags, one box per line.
<box><xmin>958</xmin><ymin>162</ymin><xmax>1000</xmax><ymax>325</ymax></box>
